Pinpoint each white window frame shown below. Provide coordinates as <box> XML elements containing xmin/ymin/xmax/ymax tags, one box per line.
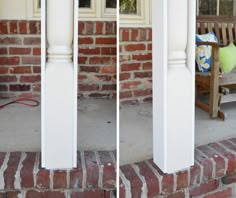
<box><xmin>119</xmin><ymin>0</ymin><xmax>152</xmax><ymax>27</ymax></box>
<box><xmin>28</xmin><ymin>0</ymin><xmax>116</xmax><ymax>20</ymax></box>
<box><xmin>196</xmin><ymin>0</ymin><xmax>236</xmax><ymax>16</ymax></box>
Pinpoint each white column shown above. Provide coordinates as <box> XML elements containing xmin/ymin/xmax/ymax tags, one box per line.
<box><xmin>41</xmin><ymin>0</ymin><xmax>77</xmax><ymax>169</ymax></box>
<box><xmin>153</xmin><ymin>0</ymin><xmax>195</xmax><ymax>173</ymax></box>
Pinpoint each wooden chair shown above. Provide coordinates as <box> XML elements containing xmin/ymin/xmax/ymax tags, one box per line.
<box><xmin>196</xmin><ymin>16</ymin><xmax>236</xmax><ymax>120</ymax></box>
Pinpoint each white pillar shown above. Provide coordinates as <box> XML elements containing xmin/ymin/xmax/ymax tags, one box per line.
<box><xmin>153</xmin><ymin>0</ymin><xmax>195</xmax><ymax>173</ymax></box>
<box><xmin>41</xmin><ymin>0</ymin><xmax>77</xmax><ymax>169</ymax></box>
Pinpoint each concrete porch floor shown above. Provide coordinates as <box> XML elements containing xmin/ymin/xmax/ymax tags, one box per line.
<box><xmin>0</xmin><ymin>98</ymin><xmax>116</xmax><ymax>151</ymax></box>
<box><xmin>120</xmin><ymin>102</ymin><xmax>236</xmax><ymax>165</ymax></box>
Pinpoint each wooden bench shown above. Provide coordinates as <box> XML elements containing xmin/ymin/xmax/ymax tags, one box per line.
<box><xmin>196</xmin><ymin>16</ymin><xmax>236</xmax><ymax>120</ymax></box>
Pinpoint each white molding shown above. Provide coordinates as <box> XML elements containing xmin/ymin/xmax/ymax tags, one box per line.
<box><xmin>28</xmin><ymin>0</ymin><xmax>116</xmax><ymax>20</ymax></box>
<box><xmin>119</xmin><ymin>0</ymin><xmax>151</xmax><ymax>26</ymax></box>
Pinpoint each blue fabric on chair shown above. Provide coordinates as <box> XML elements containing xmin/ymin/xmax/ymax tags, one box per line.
<box><xmin>196</xmin><ymin>32</ymin><xmax>218</xmax><ymax>72</ymax></box>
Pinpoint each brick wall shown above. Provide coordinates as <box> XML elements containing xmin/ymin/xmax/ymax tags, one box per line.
<box><xmin>120</xmin><ymin>27</ymin><xmax>152</xmax><ymax>105</ymax></box>
<box><xmin>0</xmin><ymin>20</ymin><xmax>116</xmax><ymax>99</ymax></box>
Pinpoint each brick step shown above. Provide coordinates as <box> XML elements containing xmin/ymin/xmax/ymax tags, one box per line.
<box><xmin>0</xmin><ymin>151</ymin><xmax>116</xmax><ymax>198</ymax></box>
<box><xmin>120</xmin><ymin>138</ymin><xmax>236</xmax><ymax>198</ymax></box>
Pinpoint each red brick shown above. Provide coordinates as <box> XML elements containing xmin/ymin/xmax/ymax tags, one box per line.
<box><xmin>33</xmin><ymin>84</ymin><xmax>41</xmax><ymax>92</ymax></box>
<box><xmin>101</xmin><ymin>84</ymin><xmax>116</xmax><ymax>91</ymax></box>
<box><xmin>22</xmin><ymin>57</ymin><xmax>40</xmax><ymax>64</ymax></box>
<box><xmin>0</xmin><ymin>85</ymin><xmax>8</xmax><ymax>91</ymax></box>
<box><xmin>125</xmin><ymin>44</ymin><xmax>146</xmax><ymax>52</ymax></box>
<box><xmin>120</xmin><ymin>73</ymin><xmax>131</xmax><ymax>81</ymax></box>
<box><xmin>78</xmin><ymin>37</ymin><xmax>94</xmax><ymax>44</ymax></box>
<box><xmin>139</xmin><ymin>28</ymin><xmax>147</xmax><ymax>41</ymax></box>
<box><xmin>136</xmin><ymin>161</ymin><xmax>160</xmax><ymax>197</ymax></box>
<box><xmin>148</xmin><ymin>43</ymin><xmax>152</xmax><ymax>50</ymax></box>
<box><xmin>0</xmin><ymin>67</ymin><xmax>8</xmax><ymax>74</ymax></box>
<box><xmin>33</xmin><ymin>48</ymin><xmax>41</xmax><ymax>55</ymax></box>
<box><xmin>0</xmin><ymin>76</ymin><xmax>17</xmax><ymax>83</ymax></box>
<box><xmin>131</xmin><ymin>29</ymin><xmax>139</xmax><ymax>41</ymax></box>
<box><xmin>53</xmin><ymin>170</ymin><xmax>67</xmax><ymax>189</ymax></box>
<box><xmin>79</xmin><ymin>48</ymin><xmax>100</xmax><ymax>55</ymax></box>
<box><xmin>101</xmin><ymin>66</ymin><xmax>116</xmax><ymax>74</ymax></box>
<box><xmin>20</xmin><ymin>75</ymin><xmax>41</xmax><ymax>83</ymax></box>
<box><xmin>121</xmin><ymin>99</ymin><xmax>138</xmax><ymax>105</ymax></box>
<box><xmin>195</xmin><ymin>149</ymin><xmax>214</xmax><ymax>180</ymax></box>
<box><xmin>88</xmin><ymin>93</ymin><xmax>110</xmax><ymax>98</ymax></box>
<box><xmin>204</xmin><ymin>188</ymin><xmax>232</xmax><ymax>198</ymax></box>
<box><xmin>134</xmin><ymin>71</ymin><xmax>152</xmax><ymax>78</ymax></box>
<box><xmin>26</xmin><ymin>190</ymin><xmax>44</xmax><ymax>198</ymax></box>
<box><xmin>78</xmin><ymin>57</ymin><xmax>87</xmax><ymax>64</ymax></box>
<box><xmin>167</xmin><ymin>191</ymin><xmax>185</xmax><ymax>198</ymax></box>
<box><xmin>120</xmin><ymin>165</ymin><xmax>143</xmax><ymax>197</ymax></box>
<box><xmin>9</xmin><ymin>47</ymin><xmax>31</xmax><ymax>55</ymax></box>
<box><xmin>29</xmin><ymin>21</ymin><xmax>38</xmax><ymax>34</ymax></box>
<box><xmin>33</xmin><ymin>66</ymin><xmax>41</xmax><ymax>73</ymax></box>
<box><xmin>24</xmin><ymin>37</ymin><xmax>41</xmax><ymax>45</ymax></box>
<box><xmin>143</xmin><ymin>97</ymin><xmax>152</xmax><ymax>102</ymax></box>
<box><xmin>0</xmin><ymin>153</ymin><xmax>6</xmax><ymax>168</ymax></box>
<box><xmin>89</xmin><ymin>57</ymin><xmax>111</xmax><ymax>65</ymax></box>
<box><xmin>101</xmin><ymin>47</ymin><xmax>116</xmax><ymax>55</ymax></box>
<box><xmin>10</xmin><ymin>66</ymin><xmax>31</xmax><ymax>74</ymax></box>
<box><xmin>78</xmin><ymin>22</ymin><xmax>85</xmax><ymax>34</ymax></box>
<box><xmin>6</xmin><ymin>191</ymin><xmax>21</xmax><ymax>198</ymax></box>
<box><xmin>0</xmin><ymin>21</ymin><xmax>8</xmax><ymax>34</ymax></box>
<box><xmin>120</xmin><ymin>91</ymin><xmax>133</xmax><ymax>99</ymax></box>
<box><xmin>198</xmin><ymin>145</ymin><xmax>226</xmax><ymax>177</ymax></box>
<box><xmin>105</xmin><ymin>22</ymin><xmax>114</xmax><ymax>34</ymax></box>
<box><xmin>84</xmin><ymin>151</ymin><xmax>99</xmax><ymax>188</ymax></box>
<box><xmin>208</xmin><ymin>142</ymin><xmax>236</xmax><ymax>173</ymax></box>
<box><xmin>143</xmin><ymin>62</ymin><xmax>152</xmax><ymax>70</ymax></box>
<box><xmin>148</xmin><ymin>28</ymin><xmax>152</xmax><ymax>41</ymax></box>
<box><xmin>78</xmin><ymin>74</ymin><xmax>87</xmax><ymax>81</ymax></box>
<box><xmin>45</xmin><ymin>191</ymin><xmax>65</xmax><ymax>198</ymax></box>
<box><xmin>36</xmin><ymin>169</ymin><xmax>50</xmax><ymax>189</ymax></box>
<box><xmin>10</xmin><ymin>84</ymin><xmax>30</xmax><ymax>91</ymax></box>
<box><xmin>228</xmin><ymin>138</ymin><xmax>236</xmax><ymax>145</ymax></box>
<box><xmin>70</xmin><ymin>190</ymin><xmax>105</xmax><ymax>198</ymax></box>
<box><xmin>80</xmin><ymin>66</ymin><xmax>100</xmax><ymax>73</ymax></box>
<box><xmin>176</xmin><ymin>170</ymin><xmax>189</xmax><ymax>191</ymax></box>
<box><xmin>190</xmin><ymin>163</ymin><xmax>201</xmax><ymax>186</ymax></box>
<box><xmin>121</xmin><ymin>81</ymin><xmax>141</xmax><ymax>89</ymax></box>
<box><xmin>79</xmin><ymin>84</ymin><xmax>99</xmax><ymax>91</ymax></box>
<box><xmin>190</xmin><ymin>180</ymin><xmax>220</xmax><ymax>197</ymax></box>
<box><xmin>4</xmin><ymin>152</ymin><xmax>21</xmax><ymax>189</ymax></box>
<box><xmin>132</xmin><ymin>53</ymin><xmax>152</xmax><ymax>61</ymax></box>
<box><xmin>97</xmin><ymin>151</ymin><xmax>116</xmax><ymax>189</ymax></box>
<box><xmin>0</xmin><ymin>57</ymin><xmax>20</xmax><ymax>65</ymax></box>
<box><xmin>96</xmin><ymin>38</ymin><xmax>116</xmax><ymax>45</ymax></box>
<box><xmin>121</xmin><ymin>63</ymin><xmax>140</xmax><ymax>72</ymax></box>
<box><xmin>85</xmin><ymin>22</ymin><xmax>94</xmax><ymax>34</ymax></box>
<box><xmin>19</xmin><ymin>21</ymin><xmax>27</xmax><ymax>34</ymax></box>
<box><xmin>0</xmin><ymin>47</ymin><xmax>7</xmax><ymax>54</ymax></box>
<box><xmin>220</xmin><ymin>140</ymin><xmax>236</xmax><ymax>153</ymax></box>
<box><xmin>94</xmin><ymin>75</ymin><xmax>112</xmax><ymax>81</ymax></box>
<box><xmin>70</xmin><ymin>151</ymin><xmax>83</xmax><ymax>189</ymax></box>
<box><xmin>96</xmin><ymin>21</ymin><xmax>104</xmax><ymax>34</ymax></box>
<box><xmin>0</xmin><ymin>37</ymin><xmax>21</xmax><ymax>45</ymax></box>
<box><xmin>121</xmin><ymin>29</ymin><xmax>129</xmax><ymax>41</ymax></box>
<box><xmin>10</xmin><ymin>21</ymin><xmax>17</xmax><ymax>34</ymax></box>
<box><xmin>21</xmin><ymin>153</ymin><xmax>36</xmax><ymax>188</ymax></box>
<box><xmin>133</xmin><ymin>89</ymin><xmax>152</xmax><ymax>97</ymax></box>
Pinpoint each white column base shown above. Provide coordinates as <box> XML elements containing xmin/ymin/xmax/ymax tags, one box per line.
<box><xmin>44</xmin><ymin>63</ymin><xmax>74</xmax><ymax>169</ymax></box>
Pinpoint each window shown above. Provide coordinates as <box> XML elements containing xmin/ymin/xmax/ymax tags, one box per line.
<box><xmin>197</xmin><ymin>0</ymin><xmax>236</xmax><ymax>16</ymax></box>
<box><xmin>119</xmin><ymin>0</ymin><xmax>151</xmax><ymax>26</ymax></box>
<box><xmin>28</xmin><ymin>0</ymin><xmax>116</xmax><ymax>20</ymax></box>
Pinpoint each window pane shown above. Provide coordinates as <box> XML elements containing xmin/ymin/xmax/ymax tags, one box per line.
<box><xmin>219</xmin><ymin>0</ymin><xmax>234</xmax><ymax>15</ymax></box>
<box><xmin>106</xmin><ymin>0</ymin><xmax>117</xmax><ymax>8</ymax></box>
<box><xmin>199</xmin><ymin>0</ymin><xmax>217</xmax><ymax>15</ymax></box>
<box><xmin>120</xmin><ymin>0</ymin><xmax>137</xmax><ymax>14</ymax></box>
<box><xmin>38</xmin><ymin>0</ymin><xmax>41</xmax><ymax>8</ymax></box>
<box><xmin>79</xmin><ymin>0</ymin><xmax>91</xmax><ymax>8</ymax></box>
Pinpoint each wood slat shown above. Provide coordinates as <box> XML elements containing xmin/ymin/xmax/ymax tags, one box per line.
<box><xmin>221</xmin><ymin>23</ymin><xmax>228</xmax><ymax>46</ymax></box>
<box><xmin>228</xmin><ymin>23</ymin><xmax>234</xmax><ymax>43</ymax></box>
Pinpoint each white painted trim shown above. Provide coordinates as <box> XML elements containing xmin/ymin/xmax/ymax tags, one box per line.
<box><xmin>119</xmin><ymin>0</ymin><xmax>151</xmax><ymax>26</ymax></box>
<box><xmin>41</xmin><ymin>0</ymin><xmax>46</xmax><ymax>168</ymax></box>
<box><xmin>73</xmin><ymin>0</ymin><xmax>79</xmax><ymax>168</ymax></box>
<box><xmin>27</xmin><ymin>0</ymin><xmax>41</xmax><ymax>20</ymax></box>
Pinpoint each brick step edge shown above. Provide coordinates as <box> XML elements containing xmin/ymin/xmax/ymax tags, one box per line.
<box><xmin>0</xmin><ymin>151</ymin><xmax>116</xmax><ymax>191</ymax></box>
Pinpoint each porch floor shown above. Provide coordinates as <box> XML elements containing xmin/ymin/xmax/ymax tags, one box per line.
<box><xmin>120</xmin><ymin>102</ymin><xmax>236</xmax><ymax>165</ymax></box>
<box><xmin>0</xmin><ymin>98</ymin><xmax>116</xmax><ymax>151</ymax></box>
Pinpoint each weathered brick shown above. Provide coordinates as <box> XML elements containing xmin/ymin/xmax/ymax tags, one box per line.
<box><xmin>133</xmin><ymin>89</ymin><xmax>152</xmax><ymax>97</ymax></box>
<box><xmin>0</xmin><ymin>153</ymin><xmax>6</xmax><ymax>168</ymax></box>
<box><xmin>120</xmin><ymin>165</ymin><xmax>143</xmax><ymax>198</ymax></box>
<box><xmin>85</xmin><ymin>22</ymin><xmax>94</xmax><ymax>34</ymax></box>
<box><xmin>36</xmin><ymin>169</ymin><xmax>50</xmax><ymax>189</ymax></box>
<box><xmin>125</xmin><ymin>44</ymin><xmax>146</xmax><ymax>52</ymax></box>
<box><xmin>70</xmin><ymin>190</ymin><xmax>105</xmax><ymax>198</ymax></box>
<box><xmin>78</xmin><ymin>22</ymin><xmax>85</xmax><ymax>34</ymax></box>
<box><xmin>120</xmin><ymin>63</ymin><xmax>140</xmax><ymax>72</ymax></box>
<box><xmin>120</xmin><ymin>73</ymin><xmax>131</xmax><ymax>81</ymax></box>
<box><xmin>139</xmin><ymin>28</ymin><xmax>147</xmax><ymax>41</ymax></box>
<box><xmin>190</xmin><ymin>163</ymin><xmax>201</xmax><ymax>186</ymax></box>
<box><xmin>10</xmin><ymin>21</ymin><xmax>17</xmax><ymax>34</ymax></box>
<box><xmin>26</xmin><ymin>190</ymin><xmax>44</xmax><ymax>198</ymax></box>
<box><xmin>121</xmin><ymin>81</ymin><xmax>141</xmax><ymax>90</ymax></box>
<box><xmin>89</xmin><ymin>57</ymin><xmax>111</xmax><ymax>65</ymax></box>
<box><xmin>96</xmin><ymin>21</ymin><xmax>104</xmax><ymax>34</ymax></box>
<box><xmin>9</xmin><ymin>47</ymin><xmax>31</xmax><ymax>55</ymax></box>
<box><xmin>10</xmin><ymin>84</ymin><xmax>30</xmax><ymax>92</ymax></box>
<box><xmin>0</xmin><ymin>37</ymin><xmax>21</xmax><ymax>45</ymax></box>
<box><xmin>134</xmin><ymin>71</ymin><xmax>152</xmax><ymax>78</ymax></box>
<box><xmin>70</xmin><ymin>152</ymin><xmax>83</xmax><ymax>189</ymax></box>
<box><xmin>121</xmin><ymin>29</ymin><xmax>129</xmax><ymax>41</ymax></box>
<box><xmin>79</xmin><ymin>84</ymin><xmax>99</xmax><ymax>91</ymax></box>
<box><xmin>96</xmin><ymin>38</ymin><xmax>116</xmax><ymax>45</ymax></box>
<box><xmin>79</xmin><ymin>48</ymin><xmax>100</xmax><ymax>55</ymax></box>
<box><xmin>0</xmin><ymin>47</ymin><xmax>7</xmax><ymax>54</ymax></box>
<box><xmin>148</xmin><ymin>28</ymin><xmax>152</xmax><ymax>41</ymax></box>
<box><xmin>105</xmin><ymin>22</ymin><xmax>114</xmax><ymax>34</ymax></box>
<box><xmin>24</xmin><ymin>37</ymin><xmax>40</xmax><ymax>45</ymax></box>
<box><xmin>53</xmin><ymin>171</ymin><xmax>67</xmax><ymax>189</ymax></box>
<box><xmin>0</xmin><ymin>85</ymin><xmax>8</xmax><ymax>91</ymax></box>
<box><xmin>19</xmin><ymin>21</ymin><xmax>27</xmax><ymax>34</ymax></box>
<box><xmin>0</xmin><ymin>76</ymin><xmax>17</xmax><ymax>83</ymax></box>
<box><xmin>20</xmin><ymin>75</ymin><xmax>41</xmax><ymax>83</ymax></box>
<box><xmin>33</xmin><ymin>48</ymin><xmax>41</xmax><ymax>55</ymax></box>
<box><xmin>132</xmin><ymin>53</ymin><xmax>152</xmax><ymax>61</ymax></box>
<box><xmin>78</xmin><ymin>37</ymin><xmax>94</xmax><ymax>45</ymax></box>
<box><xmin>93</xmin><ymin>75</ymin><xmax>112</xmax><ymax>82</ymax></box>
<box><xmin>6</xmin><ymin>191</ymin><xmax>21</xmax><ymax>198</ymax></box>
<box><xmin>29</xmin><ymin>21</ymin><xmax>38</xmax><ymax>34</ymax></box>
<box><xmin>204</xmin><ymin>188</ymin><xmax>232</xmax><ymax>198</ymax></box>
<box><xmin>4</xmin><ymin>152</ymin><xmax>21</xmax><ymax>189</ymax></box>
<box><xmin>0</xmin><ymin>21</ymin><xmax>8</xmax><ymax>34</ymax></box>
<box><xmin>176</xmin><ymin>170</ymin><xmax>189</xmax><ymax>191</ymax></box>
<box><xmin>0</xmin><ymin>57</ymin><xmax>20</xmax><ymax>65</ymax></box>
<box><xmin>44</xmin><ymin>191</ymin><xmax>65</xmax><ymax>198</ymax></box>
<box><xmin>0</xmin><ymin>67</ymin><xmax>8</xmax><ymax>74</ymax></box>
<box><xmin>10</xmin><ymin>66</ymin><xmax>31</xmax><ymax>74</ymax></box>
<box><xmin>33</xmin><ymin>84</ymin><xmax>41</xmax><ymax>92</ymax></box>
<box><xmin>101</xmin><ymin>66</ymin><xmax>116</xmax><ymax>74</ymax></box>
<box><xmin>131</xmin><ymin>29</ymin><xmax>139</xmax><ymax>41</ymax></box>
<box><xmin>80</xmin><ymin>66</ymin><xmax>100</xmax><ymax>73</ymax></box>
<box><xmin>167</xmin><ymin>191</ymin><xmax>185</xmax><ymax>198</ymax></box>
<box><xmin>190</xmin><ymin>180</ymin><xmax>220</xmax><ymax>197</ymax></box>
<box><xmin>33</xmin><ymin>66</ymin><xmax>41</xmax><ymax>73</ymax></box>
<box><xmin>101</xmin><ymin>47</ymin><xmax>116</xmax><ymax>55</ymax></box>
<box><xmin>88</xmin><ymin>93</ymin><xmax>110</xmax><ymax>98</ymax></box>
<box><xmin>143</xmin><ymin>62</ymin><xmax>152</xmax><ymax>70</ymax></box>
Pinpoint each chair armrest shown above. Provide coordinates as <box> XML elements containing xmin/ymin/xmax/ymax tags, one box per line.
<box><xmin>196</xmin><ymin>41</ymin><xmax>219</xmax><ymax>48</ymax></box>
